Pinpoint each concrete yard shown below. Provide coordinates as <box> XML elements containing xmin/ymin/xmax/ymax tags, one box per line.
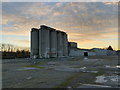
<box><xmin>2</xmin><ymin>56</ymin><xmax>119</xmax><ymax>88</ymax></box>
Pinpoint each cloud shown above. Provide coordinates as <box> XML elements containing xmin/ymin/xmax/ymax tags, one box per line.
<box><xmin>2</xmin><ymin>2</ymin><xmax>118</xmax><ymax>49</ymax></box>
<box><xmin>16</xmin><ymin>39</ymin><xmax>30</xmax><ymax>46</ymax></box>
<box><xmin>1</xmin><ymin>0</ymin><xmax>119</xmax><ymax>2</ymax></box>
<box><xmin>2</xmin><ymin>36</ymin><xmax>30</xmax><ymax>47</ymax></box>
<box><xmin>104</xmin><ymin>2</ymin><xmax>118</xmax><ymax>5</ymax></box>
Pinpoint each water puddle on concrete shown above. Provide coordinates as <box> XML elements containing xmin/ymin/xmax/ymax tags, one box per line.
<box><xmin>116</xmin><ymin>65</ymin><xmax>120</xmax><ymax>68</ymax></box>
<box><xmin>83</xmin><ymin>58</ymin><xmax>103</xmax><ymax>61</ymax></box>
<box><xmin>83</xmin><ymin>57</ymin><xmax>88</xmax><ymax>61</ymax></box>
<box><xmin>55</xmin><ymin>66</ymin><xmax>98</xmax><ymax>73</ymax></box>
<box><xmin>78</xmin><ymin>84</ymin><xmax>111</xmax><ymax>88</ymax></box>
<box><xmin>16</xmin><ymin>67</ymin><xmax>39</xmax><ymax>70</ymax></box>
<box><xmin>95</xmin><ymin>75</ymin><xmax>119</xmax><ymax>84</ymax></box>
<box><xmin>105</xmin><ymin>65</ymin><xmax>120</xmax><ymax>69</ymax></box>
<box><xmin>96</xmin><ymin>75</ymin><xmax>107</xmax><ymax>83</ymax></box>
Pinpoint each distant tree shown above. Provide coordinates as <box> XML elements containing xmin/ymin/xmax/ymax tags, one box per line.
<box><xmin>107</xmin><ymin>45</ymin><xmax>113</xmax><ymax>51</ymax></box>
<box><xmin>1</xmin><ymin>43</ymin><xmax>30</xmax><ymax>59</ymax></box>
<box><xmin>0</xmin><ymin>43</ymin><xmax>15</xmax><ymax>52</ymax></box>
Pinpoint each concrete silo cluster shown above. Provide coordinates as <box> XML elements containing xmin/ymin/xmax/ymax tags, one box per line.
<box><xmin>31</xmin><ymin>25</ymin><xmax>68</xmax><ymax>58</ymax></box>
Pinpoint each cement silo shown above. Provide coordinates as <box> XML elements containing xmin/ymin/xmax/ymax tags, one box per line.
<box><xmin>39</xmin><ymin>25</ymin><xmax>50</xmax><ymax>58</ymax></box>
<box><xmin>31</xmin><ymin>25</ymin><xmax>69</xmax><ymax>59</ymax></box>
<box><xmin>63</xmin><ymin>33</ymin><xmax>68</xmax><ymax>56</ymax></box>
<box><xmin>31</xmin><ymin>28</ymin><xmax>39</xmax><ymax>58</ymax></box>
<box><xmin>49</xmin><ymin>28</ymin><xmax>57</xmax><ymax>57</ymax></box>
<box><xmin>39</xmin><ymin>27</ymin><xmax>42</xmax><ymax>58</ymax></box>
<box><xmin>57</xmin><ymin>31</ymin><xmax>64</xmax><ymax>57</ymax></box>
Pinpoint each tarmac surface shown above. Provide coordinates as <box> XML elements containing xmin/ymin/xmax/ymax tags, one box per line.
<box><xmin>2</xmin><ymin>56</ymin><xmax>119</xmax><ymax>88</ymax></box>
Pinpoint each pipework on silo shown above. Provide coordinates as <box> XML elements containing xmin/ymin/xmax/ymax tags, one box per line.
<box><xmin>30</xmin><ymin>25</ymin><xmax>69</xmax><ymax>59</ymax></box>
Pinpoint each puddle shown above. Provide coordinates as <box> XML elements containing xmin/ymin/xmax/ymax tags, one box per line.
<box><xmin>105</xmin><ymin>65</ymin><xmax>120</xmax><ymax>69</ymax></box>
<box><xmin>84</xmin><ymin>57</ymin><xmax>88</xmax><ymax>60</ymax></box>
<box><xmin>54</xmin><ymin>66</ymin><xmax>98</xmax><ymax>73</ymax></box>
<box><xmin>55</xmin><ymin>66</ymin><xmax>79</xmax><ymax>72</ymax></box>
<box><xmin>78</xmin><ymin>84</ymin><xmax>111</xmax><ymax>88</ymax></box>
<box><xmin>116</xmin><ymin>65</ymin><xmax>120</xmax><ymax>68</ymax></box>
<box><xmin>96</xmin><ymin>75</ymin><xmax>107</xmax><ymax>83</ymax></box>
<box><xmin>95</xmin><ymin>75</ymin><xmax>119</xmax><ymax>84</ymax></box>
<box><xmin>26</xmin><ymin>76</ymin><xmax>32</xmax><ymax>80</ymax></box>
<box><xmin>79</xmin><ymin>67</ymin><xmax>86</xmax><ymax>70</ymax></box>
<box><xmin>16</xmin><ymin>67</ymin><xmax>39</xmax><ymax>70</ymax></box>
<box><xmin>84</xmin><ymin>70</ymin><xmax>98</xmax><ymax>73</ymax></box>
<box><xmin>83</xmin><ymin>58</ymin><xmax>102</xmax><ymax>61</ymax></box>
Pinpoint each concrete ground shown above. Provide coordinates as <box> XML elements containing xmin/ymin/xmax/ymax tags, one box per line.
<box><xmin>2</xmin><ymin>56</ymin><xmax>119</xmax><ymax>88</ymax></box>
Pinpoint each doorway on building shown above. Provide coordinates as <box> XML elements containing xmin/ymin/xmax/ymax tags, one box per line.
<box><xmin>84</xmin><ymin>52</ymin><xmax>88</xmax><ymax>56</ymax></box>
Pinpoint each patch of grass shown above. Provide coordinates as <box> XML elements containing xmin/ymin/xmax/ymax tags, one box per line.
<box><xmin>54</xmin><ymin>73</ymin><xmax>81</xmax><ymax>88</ymax></box>
<box><xmin>24</xmin><ymin>64</ymin><xmax>45</xmax><ymax>69</ymax></box>
<box><xmin>54</xmin><ymin>71</ymin><xmax>106</xmax><ymax>88</ymax></box>
<box><xmin>35</xmin><ymin>62</ymin><xmax>47</xmax><ymax>65</ymax></box>
<box><xmin>94</xmin><ymin>69</ymin><xmax>105</xmax><ymax>76</ymax></box>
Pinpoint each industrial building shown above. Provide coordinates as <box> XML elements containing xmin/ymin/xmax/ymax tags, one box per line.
<box><xmin>69</xmin><ymin>47</ymin><xmax>117</xmax><ymax>57</ymax></box>
<box><xmin>31</xmin><ymin>25</ymin><xmax>117</xmax><ymax>58</ymax></box>
<box><xmin>31</xmin><ymin>25</ymin><xmax>68</xmax><ymax>58</ymax></box>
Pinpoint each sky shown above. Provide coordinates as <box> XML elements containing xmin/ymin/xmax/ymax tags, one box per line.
<box><xmin>1</xmin><ymin>0</ymin><xmax>119</xmax><ymax>2</ymax></box>
<box><xmin>1</xmin><ymin>2</ymin><xmax>119</xmax><ymax>50</ymax></box>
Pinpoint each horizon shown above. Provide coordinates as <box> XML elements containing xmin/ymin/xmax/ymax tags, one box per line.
<box><xmin>1</xmin><ymin>2</ymin><xmax>118</xmax><ymax>50</ymax></box>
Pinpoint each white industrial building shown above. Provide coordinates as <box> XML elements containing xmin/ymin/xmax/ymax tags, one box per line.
<box><xmin>69</xmin><ymin>45</ymin><xmax>117</xmax><ymax>57</ymax></box>
<box><xmin>31</xmin><ymin>25</ymin><xmax>117</xmax><ymax>58</ymax></box>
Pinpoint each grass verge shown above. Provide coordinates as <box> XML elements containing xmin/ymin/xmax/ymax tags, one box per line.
<box><xmin>54</xmin><ymin>72</ymin><xmax>81</xmax><ymax>88</ymax></box>
<box><xmin>54</xmin><ymin>70</ymin><xmax>106</xmax><ymax>88</ymax></box>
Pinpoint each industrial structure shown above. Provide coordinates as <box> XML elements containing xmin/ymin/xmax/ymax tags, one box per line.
<box><xmin>31</xmin><ymin>25</ymin><xmax>117</xmax><ymax>58</ymax></box>
<box><xmin>31</xmin><ymin>25</ymin><xmax>68</xmax><ymax>58</ymax></box>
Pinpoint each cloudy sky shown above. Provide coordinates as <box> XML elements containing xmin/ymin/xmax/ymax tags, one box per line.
<box><xmin>1</xmin><ymin>2</ymin><xmax>118</xmax><ymax>50</ymax></box>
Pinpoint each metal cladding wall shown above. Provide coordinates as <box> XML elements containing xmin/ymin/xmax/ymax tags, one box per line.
<box><xmin>49</xmin><ymin>28</ymin><xmax>57</xmax><ymax>57</ymax></box>
<box><xmin>31</xmin><ymin>28</ymin><xmax>39</xmax><ymax>58</ymax></box>
<box><xmin>31</xmin><ymin>25</ymin><xmax>68</xmax><ymax>58</ymax></box>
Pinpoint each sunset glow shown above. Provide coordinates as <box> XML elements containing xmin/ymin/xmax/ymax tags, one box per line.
<box><xmin>1</xmin><ymin>2</ymin><xmax>118</xmax><ymax>50</ymax></box>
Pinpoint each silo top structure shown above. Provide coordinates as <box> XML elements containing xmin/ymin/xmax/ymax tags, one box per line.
<box><xmin>31</xmin><ymin>28</ymin><xmax>39</xmax><ymax>31</ymax></box>
<box><xmin>31</xmin><ymin>25</ymin><xmax>68</xmax><ymax>58</ymax></box>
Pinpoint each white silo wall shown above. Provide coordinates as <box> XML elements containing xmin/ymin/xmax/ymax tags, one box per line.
<box><xmin>49</xmin><ymin>29</ymin><xmax>57</xmax><ymax>57</ymax></box>
<box><xmin>57</xmin><ymin>31</ymin><xmax>64</xmax><ymax>57</ymax></box>
<box><xmin>45</xmin><ymin>29</ymin><xmax>50</xmax><ymax>58</ymax></box>
<box><xmin>63</xmin><ymin>33</ymin><xmax>68</xmax><ymax>56</ymax></box>
<box><xmin>40</xmin><ymin>28</ymin><xmax>50</xmax><ymax>58</ymax></box>
<box><xmin>41</xmin><ymin>28</ymin><xmax>45</xmax><ymax>58</ymax></box>
<box><xmin>39</xmin><ymin>28</ymin><xmax>42</xmax><ymax>58</ymax></box>
<box><xmin>31</xmin><ymin>28</ymin><xmax>39</xmax><ymax>58</ymax></box>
